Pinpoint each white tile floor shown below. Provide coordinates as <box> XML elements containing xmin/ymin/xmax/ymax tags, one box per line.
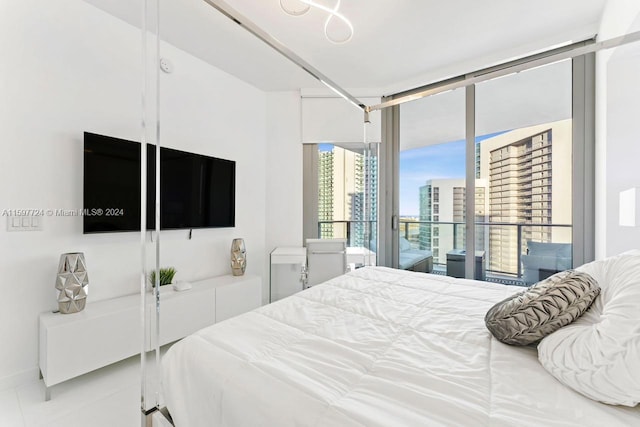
<box><xmin>0</xmin><ymin>355</ymin><xmax>143</xmax><ymax>427</ymax></box>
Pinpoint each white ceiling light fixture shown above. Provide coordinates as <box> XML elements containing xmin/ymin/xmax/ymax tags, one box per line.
<box><xmin>279</xmin><ymin>0</ymin><xmax>354</xmax><ymax>44</ymax></box>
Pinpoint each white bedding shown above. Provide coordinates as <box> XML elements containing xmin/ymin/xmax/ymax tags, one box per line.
<box><xmin>163</xmin><ymin>267</ymin><xmax>640</xmax><ymax>427</ymax></box>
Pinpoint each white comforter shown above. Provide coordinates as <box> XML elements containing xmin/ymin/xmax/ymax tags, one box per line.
<box><xmin>163</xmin><ymin>267</ymin><xmax>640</xmax><ymax>427</ymax></box>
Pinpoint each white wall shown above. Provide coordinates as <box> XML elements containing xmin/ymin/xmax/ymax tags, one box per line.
<box><xmin>301</xmin><ymin>97</ymin><xmax>381</xmax><ymax>144</ymax></box>
<box><xmin>0</xmin><ymin>0</ymin><xmax>267</xmax><ymax>388</ymax></box>
<box><xmin>264</xmin><ymin>92</ymin><xmax>303</xmax><ymax>301</ymax></box>
<box><xmin>596</xmin><ymin>0</ymin><xmax>640</xmax><ymax>257</ymax></box>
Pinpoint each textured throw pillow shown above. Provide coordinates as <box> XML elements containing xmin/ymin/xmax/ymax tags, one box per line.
<box><xmin>538</xmin><ymin>251</ymin><xmax>640</xmax><ymax>406</ymax></box>
<box><xmin>485</xmin><ymin>270</ymin><xmax>600</xmax><ymax>346</ymax></box>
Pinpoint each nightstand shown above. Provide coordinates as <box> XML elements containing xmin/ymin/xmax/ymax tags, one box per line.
<box><xmin>270</xmin><ymin>247</ymin><xmax>307</xmax><ymax>302</ymax></box>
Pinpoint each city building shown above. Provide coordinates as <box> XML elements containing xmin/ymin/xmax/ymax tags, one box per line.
<box><xmin>478</xmin><ymin>119</ymin><xmax>572</xmax><ymax>275</ymax></box>
<box><xmin>318</xmin><ymin>145</ymin><xmax>378</xmax><ymax>247</ymax></box>
<box><xmin>416</xmin><ymin>119</ymin><xmax>570</xmax><ymax>273</ymax></box>
<box><xmin>419</xmin><ymin>178</ymin><xmax>487</xmax><ymax>263</ymax></box>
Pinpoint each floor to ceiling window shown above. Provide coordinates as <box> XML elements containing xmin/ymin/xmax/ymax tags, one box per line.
<box><xmin>388</xmin><ymin>52</ymin><xmax>594</xmax><ymax>283</ymax></box>
<box><xmin>398</xmin><ymin>89</ymin><xmax>468</xmax><ymax>275</ymax></box>
<box><xmin>301</xmin><ymin>96</ymin><xmax>381</xmax><ymax>267</ymax></box>
<box><xmin>316</xmin><ymin>143</ymin><xmax>378</xmax><ymax>248</ymax></box>
<box><xmin>304</xmin><ymin>142</ymin><xmax>379</xmax><ymax>273</ymax></box>
<box><xmin>474</xmin><ymin>59</ymin><xmax>573</xmax><ymax>285</ymax></box>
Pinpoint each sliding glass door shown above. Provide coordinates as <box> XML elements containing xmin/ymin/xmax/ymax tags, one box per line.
<box><xmin>315</xmin><ymin>142</ymin><xmax>377</xmax><ymax>249</ymax></box>
<box><xmin>391</xmin><ymin>56</ymin><xmax>591</xmax><ymax>284</ymax></box>
<box><xmin>475</xmin><ymin>60</ymin><xmax>573</xmax><ymax>285</ymax></box>
<box><xmin>305</xmin><ymin>141</ymin><xmax>378</xmax><ymax>268</ymax></box>
<box><xmin>398</xmin><ymin>90</ymin><xmax>469</xmax><ymax>277</ymax></box>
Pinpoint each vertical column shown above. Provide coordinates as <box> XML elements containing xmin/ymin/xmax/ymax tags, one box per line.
<box><xmin>379</xmin><ymin>100</ymin><xmax>400</xmax><ymax>268</ymax></box>
<box><xmin>302</xmin><ymin>144</ymin><xmax>319</xmax><ymax>243</ymax></box>
<box><xmin>465</xmin><ymin>85</ymin><xmax>476</xmax><ymax>279</ymax></box>
<box><xmin>572</xmin><ymin>53</ymin><xmax>596</xmax><ymax>266</ymax></box>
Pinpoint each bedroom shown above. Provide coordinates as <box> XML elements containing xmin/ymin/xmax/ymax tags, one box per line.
<box><xmin>0</xmin><ymin>0</ymin><xmax>639</xmax><ymax>425</ymax></box>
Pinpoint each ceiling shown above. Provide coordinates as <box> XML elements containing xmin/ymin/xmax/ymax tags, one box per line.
<box><xmin>84</xmin><ymin>0</ymin><xmax>606</xmax><ymax>95</ymax></box>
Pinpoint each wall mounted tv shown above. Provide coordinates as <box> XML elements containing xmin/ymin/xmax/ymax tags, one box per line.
<box><xmin>83</xmin><ymin>132</ymin><xmax>235</xmax><ymax>233</ymax></box>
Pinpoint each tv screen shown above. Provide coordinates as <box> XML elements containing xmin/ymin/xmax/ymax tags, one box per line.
<box><xmin>83</xmin><ymin>132</ymin><xmax>235</xmax><ymax>233</ymax></box>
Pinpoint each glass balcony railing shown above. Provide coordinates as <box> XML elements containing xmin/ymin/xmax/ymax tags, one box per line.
<box><xmin>399</xmin><ymin>220</ymin><xmax>571</xmax><ymax>285</ymax></box>
<box><xmin>317</xmin><ymin>220</ymin><xmax>572</xmax><ymax>286</ymax></box>
<box><xmin>317</xmin><ymin>220</ymin><xmax>376</xmax><ymax>249</ymax></box>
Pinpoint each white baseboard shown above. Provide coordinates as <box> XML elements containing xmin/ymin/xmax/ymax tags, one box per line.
<box><xmin>0</xmin><ymin>367</ymin><xmax>40</xmax><ymax>392</ymax></box>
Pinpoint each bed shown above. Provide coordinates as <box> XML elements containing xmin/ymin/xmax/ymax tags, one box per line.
<box><xmin>163</xmin><ymin>266</ymin><xmax>640</xmax><ymax>426</ymax></box>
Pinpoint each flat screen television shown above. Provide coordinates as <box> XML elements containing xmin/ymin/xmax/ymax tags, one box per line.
<box><xmin>83</xmin><ymin>132</ymin><xmax>235</xmax><ymax>233</ymax></box>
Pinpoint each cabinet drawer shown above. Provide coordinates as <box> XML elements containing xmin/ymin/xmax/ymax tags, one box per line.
<box><xmin>149</xmin><ymin>288</ymin><xmax>216</xmax><ymax>349</ymax></box>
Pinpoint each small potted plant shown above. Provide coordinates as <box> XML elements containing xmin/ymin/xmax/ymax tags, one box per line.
<box><xmin>149</xmin><ymin>267</ymin><xmax>177</xmax><ymax>288</ymax></box>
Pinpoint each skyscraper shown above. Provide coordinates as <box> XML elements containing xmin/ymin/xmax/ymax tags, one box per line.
<box><xmin>318</xmin><ymin>148</ymin><xmax>335</xmax><ymax>239</ymax></box>
<box><xmin>419</xmin><ymin>179</ymin><xmax>487</xmax><ymax>263</ymax></box>
<box><xmin>317</xmin><ymin>145</ymin><xmax>378</xmax><ymax>247</ymax></box>
<box><xmin>479</xmin><ymin>119</ymin><xmax>571</xmax><ymax>275</ymax></box>
<box><xmin>416</xmin><ymin>119</ymin><xmax>570</xmax><ymax>274</ymax></box>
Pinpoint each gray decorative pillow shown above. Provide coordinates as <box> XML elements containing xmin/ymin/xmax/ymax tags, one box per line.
<box><xmin>485</xmin><ymin>270</ymin><xmax>600</xmax><ymax>345</ymax></box>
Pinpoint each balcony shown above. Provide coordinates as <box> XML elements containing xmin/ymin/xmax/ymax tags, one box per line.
<box><xmin>318</xmin><ymin>220</ymin><xmax>376</xmax><ymax>249</ymax></box>
<box><xmin>318</xmin><ymin>220</ymin><xmax>572</xmax><ymax>286</ymax></box>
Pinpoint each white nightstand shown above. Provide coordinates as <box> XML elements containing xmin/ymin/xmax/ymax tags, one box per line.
<box><xmin>346</xmin><ymin>246</ymin><xmax>377</xmax><ymax>268</ymax></box>
<box><xmin>270</xmin><ymin>247</ymin><xmax>307</xmax><ymax>302</ymax></box>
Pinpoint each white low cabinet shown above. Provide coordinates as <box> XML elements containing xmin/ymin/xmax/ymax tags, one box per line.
<box><xmin>270</xmin><ymin>247</ymin><xmax>307</xmax><ymax>302</ymax></box>
<box><xmin>213</xmin><ymin>275</ymin><xmax>262</xmax><ymax>322</ymax></box>
<box><xmin>39</xmin><ymin>294</ymin><xmax>141</xmax><ymax>393</ymax></box>
<box><xmin>39</xmin><ymin>274</ymin><xmax>261</xmax><ymax>399</ymax></box>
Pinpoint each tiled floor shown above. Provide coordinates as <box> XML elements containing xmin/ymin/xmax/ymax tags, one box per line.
<box><xmin>0</xmin><ymin>355</ymin><xmax>144</xmax><ymax>427</ymax></box>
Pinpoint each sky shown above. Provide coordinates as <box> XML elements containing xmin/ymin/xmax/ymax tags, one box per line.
<box><xmin>399</xmin><ymin>131</ymin><xmax>507</xmax><ymax>216</ymax></box>
<box><xmin>318</xmin><ymin>133</ymin><xmax>508</xmax><ymax>217</ymax></box>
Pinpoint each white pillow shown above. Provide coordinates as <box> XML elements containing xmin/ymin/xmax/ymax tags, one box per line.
<box><xmin>399</xmin><ymin>237</ymin><xmax>412</xmax><ymax>252</ymax></box>
<box><xmin>537</xmin><ymin>251</ymin><xmax>640</xmax><ymax>406</ymax></box>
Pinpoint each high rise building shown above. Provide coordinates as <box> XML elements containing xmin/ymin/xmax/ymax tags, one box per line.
<box><xmin>479</xmin><ymin>119</ymin><xmax>571</xmax><ymax>275</ymax></box>
<box><xmin>419</xmin><ymin>179</ymin><xmax>487</xmax><ymax>263</ymax></box>
<box><xmin>318</xmin><ymin>149</ymin><xmax>335</xmax><ymax>239</ymax></box>
<box><xmin>317</xmin><ymin>145</ymin><xmax>378</xmax><ymax>247</ymax></box>
<box><xmin>417</xmin><ymin>120</ymin><xmax>571</xmax><ymax>274</ymax></box>
<box><xmin>351</xmin><ymin>154</ymin><xmax>378</xmax><ymax>247</ymax></box>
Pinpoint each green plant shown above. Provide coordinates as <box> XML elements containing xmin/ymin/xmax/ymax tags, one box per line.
<box><xmin>149</xmin><ymin>267</ymin><xmax>177</xmax><ymax>287</ymax></box>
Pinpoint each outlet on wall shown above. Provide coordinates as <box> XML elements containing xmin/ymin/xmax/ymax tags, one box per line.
<box><xmin>6</xmin><ymin>215</ymin><xmax>43</xmax><ymax>232</ymax></box>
